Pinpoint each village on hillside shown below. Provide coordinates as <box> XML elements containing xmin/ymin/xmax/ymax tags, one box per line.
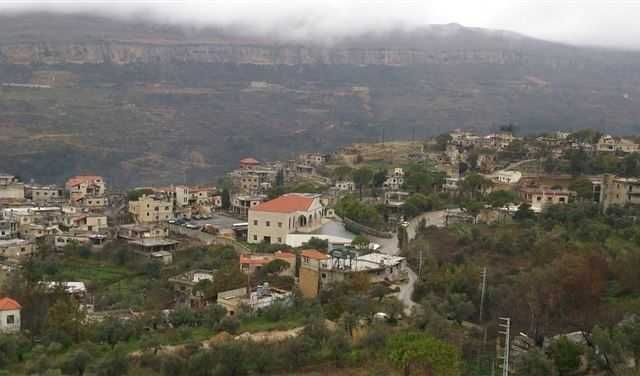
<box><xmin>2</xmin><ymin>128</ymin><xmax>640</xmax><ymax>375</ymax></box>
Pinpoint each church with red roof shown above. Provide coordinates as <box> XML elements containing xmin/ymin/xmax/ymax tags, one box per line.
<box><xmin>248</xmin><ymin>193</ymin><xmax>325</xmax><ymax>245</ymax></box>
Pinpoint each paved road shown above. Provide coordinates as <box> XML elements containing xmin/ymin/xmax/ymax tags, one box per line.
<box><xmin>191</xmin><ymin>213</ymin><xmax>241</xmax><ymax>229</ymax></box>
<box><xmin>503</xmin><ymin>158</ymin><xmax>536</xmax><ymax>171</ymax></box>
<box><xmin>371</xmin><ymin>209</ymin><xmax>457</xmax><ymax>315</ymax></box>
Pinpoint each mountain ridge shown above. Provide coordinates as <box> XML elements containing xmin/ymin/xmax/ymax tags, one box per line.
<box><xmin>0</xmin><ymin>13</ymin><xmax>639</xmax><ymax>187</ymax></box>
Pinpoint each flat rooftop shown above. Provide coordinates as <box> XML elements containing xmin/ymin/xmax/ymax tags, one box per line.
<box><xmin>129</xmin><ymin>238</ymin><xmax>178</xmax><ymax>247</ymax></box>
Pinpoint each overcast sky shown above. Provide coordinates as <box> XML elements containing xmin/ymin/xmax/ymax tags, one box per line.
<box><xmin>2</xmin><ymin>1</ymin><xmax>640</xmax><ymax>49</ymax></box>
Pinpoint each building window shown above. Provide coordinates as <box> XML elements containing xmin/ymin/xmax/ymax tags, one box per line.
<box><xmin>266</xmin><ymin>221</ymin><xmax>270</xmax><ymax>227</ymax></box>
<box><xmin>536</xmin><ymin>196</ymin><xmax>542</xmax><ymax>201</ymax></box>
<box><xmin>253</xmin><ymin>220</ymin><xmax>258</xmax><ymax>226</ymax></box>
<box><xmin>278</xmin><ymin>222</ymin><xmax>282</xmax><ymax>228</ymax></box>
<box><xmin>559</xmin><ymin>197</ymin><xmax>565</xmax><ymax>203</ymax></box>
<box><xmin>6</xmin><ymin>315</ymin><xmax>14</xmax><ymax>324</ymax></box>
<box><xmin>253</xmin><ymin>235</ymin><xmax>257</xmax><ymax>241</ymax></box>
<box><xmin>277</xmin><ymin>237</ymin><xmax>282</xmax><ymax>243</ymax></box>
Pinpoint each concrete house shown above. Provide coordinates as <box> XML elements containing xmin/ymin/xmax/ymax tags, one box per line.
<box><xmin>596</xmin><ymin>135</ymin><xmax>639</xmax><ymax>153</ymax></box>
<box><xmin>299</xmin><ymin>249</ymin><xmax>330</xmax><ymax>299</ymax></box>
<box><xmin>248</xmin><ymin>193</ymin><xmax>324</xmax><ymax>245</ymax></box>
<box><xmin>519</xmin><ymin>186</ymin><xmax>574</xmax><ymax>212</ymax></box>
<box><xmin>169</xmin><ymin>269</ymin><xmax>215</xmax><ymax>309</ymax></box>
<box><xmin>128</xmin><ymin>194</ymin><xmax>173</xmax><ymax>223</ymax></box>
<box><xmin>189</xmin><ymin>187</ymin><xmax>216</xmax><ymax>205</ymax></box>
<box><xmin>231</xmin><ymin>194</ymin><xmax>267</xmax><ymax>218</ymax></box>
<box><xmin>0</xmin><ymin>297</ymin><xmax>21</xmax><ymax>333</ymax></box>
<box><xmin>335</xmin><ymin>181</ymin><xmax>355</xmax><ymax>192</ymax></box>
<box><xmin>0</xmin><ymin>174</ymin><xmax>25</xmax><ymax>201</ymax></box>
<box><xmin>217</xmin><ymin>284</ymin><xmax>292</xmax><ymax>316</ymax></box>
<box><xmin>322</xmin><ymin>252</ymin><xmax>408</xmax><ymax>285</ymax></box>
<box><xmin>65</xmin><ymin>175</ymin><xmax>107</xmax><ymax>208</ymax></box>
<box><xmin>298</xmin><ymin>249</ymin><xmax>408</xmax><ymax>299</ymax></box>
<box><xmin>598</xmin><ymin>174</ymin><xmax>640</xmax><ymax>210</ymax></box>
<box><xmin>299</xmin><ymin>153</ymin><xmax>327</xmax><ymax>167</ymax></box>
<box><xmin>0</xmin><ymin>219</ymin><xmax>18</xmax><ymax>240</ymax></box>
<box><xmin>26</xmin><ymin>185</ymin><xmax>64</xmax><ymax>203</ymax></box>
<box><xmin>0</xmin><ymin>239</ymin><xmax>35</xmax><ymax>262</ymax></box>
<box><xmin>118</xmin><ymin>224</ymin><xmax>168</xmax><ymax>240</ymax></box>
<box><xmin>67</xmin><ymin>214</ymin><xmax>108</xmax><ymax>232</ymax></box>
<box><xmin>383</xmin><ymin>168</ymin><xmax>405</xmax><ymax>191</ymax></box>
<box><xmin>55</xmin><ymin>233</ymin><xmax>106</xmax><ymax>250</ymax></box>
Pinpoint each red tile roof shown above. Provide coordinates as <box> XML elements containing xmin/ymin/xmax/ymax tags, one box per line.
<box><xmin>251</xmin><ymin>194</ymin><xmax>316</xmax><ymax>213</ymax></box>
<box><xmin>240</xmin><ymin>255</ymin><xmax>272</xmax><ymax>265</ymax></box>
<box><xmin>0</xmin><ymin>297</ymin><xmax>21</xmax><ymax>311</ymax></box>
<box><xmin>65</xmin><ymin>175</ymin><xmax>103</xmax><ymax>189</ymax></box>
<box><xmin>240</xmin><ymin>158</ymin><xmax>260</xmax><ymax>165</ymax></box>
<box><xmin>301</xmin><ymin>249</ymin><xmax>329</xmax><ymax>260</ymax></box>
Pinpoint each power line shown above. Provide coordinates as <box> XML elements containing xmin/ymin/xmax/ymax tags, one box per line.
<box><xmin>479</xmin><ymin>267</ymin><xmax>487</xmax><ymax>322</ymax></box>
<box><xmin>498</xmin><ymin>317</ymin><xmax>511</xmax><ymax>376</ymax></box>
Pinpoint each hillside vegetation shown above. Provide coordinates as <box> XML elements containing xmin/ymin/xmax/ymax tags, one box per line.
<box><xmin>2</xmin><ymin>14</ymin><xmax>640</xmax><ymax>186</ymax></box>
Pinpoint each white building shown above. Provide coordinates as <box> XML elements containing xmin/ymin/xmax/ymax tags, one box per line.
<box><xmin>596</xmin><ymin>135</ymin><xmax>639</xmax><ymax>153</ymax></box>
<box><xmin>491</xmin><ymin>170</ymin><xmax>522</xmax><ymax>185</ymax></box>
<box><xmin>383</xmin><ymin>168</ymin><xmax>405</xmax><ymax>191</ymax></box>
<box><xmin>217</xmin><ymin>284</ymin><xmax>292</xmax><ymax>316</ymax></box>
<box><xmin>0</xmin><ymin>297</ymin><xmax>21</xmax><ymax>333</ymax></box>
<box><xmin>248</xmin><ymin>193</ymin><xmax>324</xmax><ymax>245</ymax></box>
<box><xmin>0</xmin><ymin>174</ymin><xmax>25</xmax><ymax>201</ymax></box>
<box><xmin>443</xmin><ymin>177</ymin><xmax>461</xmax><ymax>192</ymax></box>
<box><xmin>335</xmin><ymin>181</ymin><xmax>355</xmax><ymax>192</ymax></box>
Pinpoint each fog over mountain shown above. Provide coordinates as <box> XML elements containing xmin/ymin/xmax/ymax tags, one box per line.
<box><xmin>2</xmin><ymin>1</ymin><xmax>640</xmax><ymax>49</ymax></box>
<box><xmin>1</xmin><ymin>8</ymin><xmax>640</xmax><ymax>186</ymax></box>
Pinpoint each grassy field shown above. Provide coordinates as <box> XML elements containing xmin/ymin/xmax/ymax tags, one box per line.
<box><xmin>56</xmin><ymin>257</ymin><xmax>137</xmax><ymax>288</ymax></box>
<box><xmin>239</xmin><ymin>313</ymin><xmax>305</xmax><ymax>333</ymax></box>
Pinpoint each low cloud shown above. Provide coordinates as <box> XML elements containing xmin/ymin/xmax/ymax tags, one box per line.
<box><xmin>2</xmin><ymin>1</ymin><xmax>640</xmax><ymax>49</ymax></box>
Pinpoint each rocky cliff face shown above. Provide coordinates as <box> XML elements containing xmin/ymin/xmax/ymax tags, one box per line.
<box><xmin>1</xmin><ymin>14</ymin><xmax>640</xmax><ymax>187</ymax></box>
<box><xmin>0</xmin><ymin>41</ymin><xmax>533</xmax><ymax>66</ymax></box>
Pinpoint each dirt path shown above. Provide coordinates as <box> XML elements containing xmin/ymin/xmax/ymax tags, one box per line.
<box><xmin>130</xmin><ymin>327</ymin><xmax>306</xmax><ymax>357</ymax></box>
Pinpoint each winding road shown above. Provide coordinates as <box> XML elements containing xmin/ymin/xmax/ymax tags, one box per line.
<box><xmin>369</xmin><ymin>209</ymin><xmax>455</xmax><ymax>314</ymax></box>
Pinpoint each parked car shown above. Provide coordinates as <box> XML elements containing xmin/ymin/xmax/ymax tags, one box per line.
<box><xmin>193</xmin><ymin>215</ymin><xmax>202</xmax><ymax>220</ymax></box>
<box><xmin>185</xmin><ymin>223</ymin><xmax>201</xmax><ymax>230</ymax></box>
<box><xmin>175</xmin><ymin>219</ymin><xmax>187</xmax><ymax>226</ymax></box>
<box><xmin>168</xmin><ymin>219</ymin><xmax>177</xmax><ymax>224</ymax></box>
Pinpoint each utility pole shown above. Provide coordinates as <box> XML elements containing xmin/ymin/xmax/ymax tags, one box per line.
<box><xmin>479</xmin><ymin>267</ymin><xmax>488</xmax><ymax>322</ymax></box>
<box><xmin>498</xmin><ymin>317</ymin><xmax>511</xmax><ymax>376</ymax></box>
